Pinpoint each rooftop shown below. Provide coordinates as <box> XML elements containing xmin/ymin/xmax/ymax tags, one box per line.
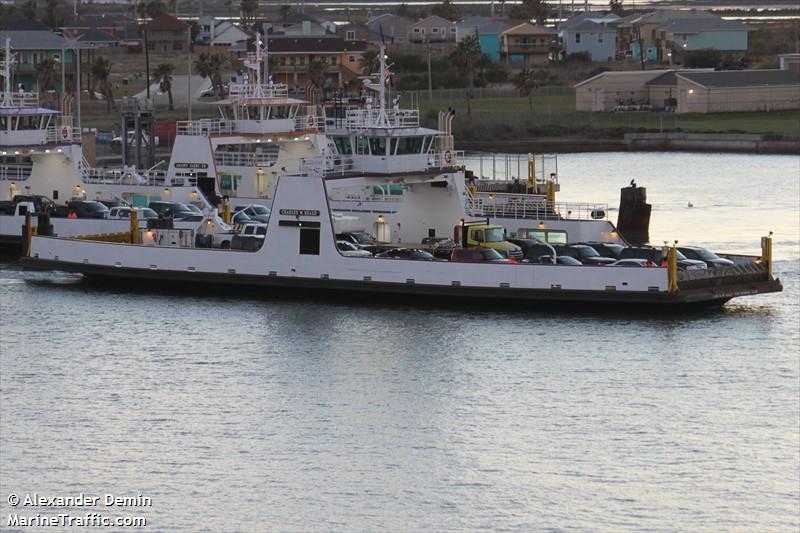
<box><xmin>658</xmin><ymin>18</ymin><xmax>752</xmax><ymax>33</ymax></box>
<box><xmin>0</xmin><ymin>30</ymin><xmax>69</xmax><ymax>49</ymax></box>
<box><xmin>144</xmin><ymin>14</ymin><xmax>190</xmax><ymax>32</ymax></box>
<box><xmin>678</xmin><ymin>69</ymin><xmax>800</xmax><ymax>88</ymax></box>
<box><xmin>266</xmin><ymin>37</ymin><xmax>367</xmax><ymax>53</ymax></box>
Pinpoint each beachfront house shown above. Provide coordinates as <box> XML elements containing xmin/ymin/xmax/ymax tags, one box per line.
<box><xmin>499</xmin><ymin>22</ymin><xmax>557</xmax><ymax>65</ymax></box>
<box><xmin>455</xmin><ymin>16</ymin><xmax>515</xmax><ymax>62</ymax></box>
<box><xmin>408</xmin><ymin>15</ymin><xmax>457</xmax><ymax>43</ymax></box>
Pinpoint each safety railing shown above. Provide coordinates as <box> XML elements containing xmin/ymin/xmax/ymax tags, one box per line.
<box><xmin>428</xmin><ymin>150</ymin><xmax>465</xmax><ymax>169</ymax></box>
<box><xmin>466</xmin><ymin>196</ymin><xmax>608</xmax><ymax>221</ymax></box>
<box><xmin>176</xmin><ymin>119</ymin><xmax>237</xmax><ymax>136</ymax></box>
<box><xmin>0</xmin><ymin>163</ymin><xmax>32</xmax><ymax>181</ymax></box>
<box><xmin>81</xmin><ymin>168</ymin><xmax>170</xmax><ymax>186</ymax></box>
<box><xmin>339</xmin><ymin>108</ymin><xmax>420</xmax><ymax>130</ymax></box>
<box><xmin>229</xmin><ymin>83</ymin><xmax>289</xmax><ymax>99</ymax></box>
<box><xmin>45</xmin><ymin>125</ymin><xmax>82</xmax><ymax>143</ymax></box>
<box><xmin>678</xmin><ymin>261</ymin><xmax>768</xmax><ymax>282</ymax></box>
<box><xmin>462</xmin><ymin>152</ymin><xmax>559</xmax><ymax>184</ymax></box>
<box><xmin>214</xmin><ymin>151</ymin><xmax>278</xmax><ymax>167</ymax></box>
<box><xmin>299</xmin><ymin>155</ymin><xmax>363</xmax><ymax>177</ymax></box>
<box><xmin>0</xmin><ymin>91</ymin><xmax>39</xmax><ymax>107</ymax></box>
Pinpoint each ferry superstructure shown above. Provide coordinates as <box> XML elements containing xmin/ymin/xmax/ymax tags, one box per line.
<box><xmin>164</xmin><ymin>43</ymin><xmax>622</xmax><ymax>246</ymax></box>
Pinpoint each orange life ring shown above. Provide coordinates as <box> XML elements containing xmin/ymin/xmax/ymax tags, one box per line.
<box><xmin>61</xmin><ymin>126</ymin><xmax>69</xmax><ymax>139</ymax></box>
<box><xmin>444</xmin><ymin>150</ymin><xmax>453</xmax><ymax>164</ymax></box>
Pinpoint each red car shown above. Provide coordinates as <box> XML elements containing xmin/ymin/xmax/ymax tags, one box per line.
<box><xmin>451</xmin><ymin>247</ymin><xmax>514</xmax><ymax>264</ymax></box>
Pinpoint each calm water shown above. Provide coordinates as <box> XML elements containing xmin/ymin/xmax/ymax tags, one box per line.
<box><xmin>1</xmin><ymin>152</ymin><xmax>798</xmax><ymax>531</ymax></box>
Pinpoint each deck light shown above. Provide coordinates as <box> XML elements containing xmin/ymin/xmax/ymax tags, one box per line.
<box><xmin>538</xmin><ymin>221</ymin><xmax>545</xmax><ymax>229</ymax></box>
<box><xmin>377</xmin><ymin>215</ymin><xmax>384</xmax><ymax>223</ymax></box>
<box><xmin>164</xmin><ymin>188</ymin><xmax>170</xmax><ymax>193</ymax></box>
<box><xmin>14</xmin><ymin>151</ymin><xmax>19</xmax><ymax>155</ymax></box>
<box><xmin>57</xmin><ymin>149</ymin><xmax>62</xmax><ymax>152</ymax></box>
<box><xmin>611</xmin><ymin>230</ymin><xmax>618</xmax><ymax>238</ymax></box>
<box><xmin>688</xmin><ymin>89</ymin><xmax>694</xmax><ymax>94</ymax></box>
<box><xmin>488</xmin><ymin>194</ymin><xmax>494</xmax><ymax>201</ymax></box>
<box><xmin>45</xmin><ymin>149</ymin><xmax>50</xmax><ymax>153</ymax></box>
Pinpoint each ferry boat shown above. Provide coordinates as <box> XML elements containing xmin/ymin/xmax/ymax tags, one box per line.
<box><xmin>21</xmin><ymin>160</ymin><xmax>781</xmax><ymax>307</ymax></box>
<box><xmin>0</xmin><ymin>39</ymin><xmax>208</xmax><ymax>249</ymax></box>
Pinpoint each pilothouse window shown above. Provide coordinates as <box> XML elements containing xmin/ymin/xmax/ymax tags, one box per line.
<box><xmin>332</xmin><ymin>136</ymin><xmax>352</xmax><ymax>155</ymax></box>
<box><xmin>395</xmin><ymin>136</ymin><xmax>424</xmax><ymax>155</ymax></box>
<box><xmin>368</xmin><ymin>137</ymin><xmax>387</xmax><ymax>156</ymax></box>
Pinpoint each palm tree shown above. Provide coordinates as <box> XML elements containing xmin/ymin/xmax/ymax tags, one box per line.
<box><xmin>90</xmin><ymin>56</ymin><xmax>116</xmax><ymax>111</ymax></box>
<box><xmin>153</xmin><ymin>63</ymin><xmax>175</xmax><ymax>110</ymax></box>
<box><xmin>240</xmin><ymin>0</ymin><xmax>259</xmax><ymax>27</ymax></box>
<box><xmin>279</xmin><ymin>5</ymin><xmax>292</xmax><ymax>23</ymax></box>
<box><xmin>511</xmin><ymin>0</ymin><xmax>549</xmax><ymax>25</ymax></box>
<box><xmin>360</xmin><ymin>48</ymin><xmax>380</xmax><ymax>76</ymax></box>
<box><xmin>195</xmin><ymin>53</ymin><xmax>229</xmax><ymax>98</ymax></box>
<box><xmin>512</xmin><ymin>67</ymin><xmax>538</xmax><ymax>114</ymax></box>
<box><xmin>450</xmin><ymin>34</ymin><xmax>481</xmax><ymax>118</ymax></box>
<box><xmin>307</xmin><ymin>58</ymin><xmax>327</xmax><ymax>103</ymax></box>
<box><xmin>35</xmin><ymin>57</ymin><xmax>59</xmax><ymax>93</ymax></box>
<box><xmin>608</xmin><ymin>0</ymin><xmax>624</xmax><ymax>15</ymax></box>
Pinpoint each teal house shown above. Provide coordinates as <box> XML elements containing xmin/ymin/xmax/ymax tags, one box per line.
<box><xmin>456</xmin><ymin>17</ymin><xmax>514</xmax><ymax>62</ymax></box>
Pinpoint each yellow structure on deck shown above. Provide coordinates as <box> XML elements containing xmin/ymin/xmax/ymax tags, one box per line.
<box><xmin>667</xmin><ymin>245</ymin><xmax>679</xmax><ymax>293</ymax></box>
<box><xmin>761</xmin><ymin>233</ymin><xmax>774</xmax><ymax>281</ymax></box>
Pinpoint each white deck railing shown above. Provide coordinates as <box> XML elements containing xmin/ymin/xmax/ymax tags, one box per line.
<box><xmin>0</xmin><ymin>91</ymin><xmax>39</xmax><ymax>107</ymax></box>
<box><xmin>81</xmin><ymin>168</ymin><xmax>170</xmax><ymax>186</ymax></box>
<box><xmin>0</xmin><ymin>163</ymin><xmax>33</xmax><ymax>181</ymax></box>
<box><xmin>299</xmin><ymin>155</ymin><xmax>363</xmax><ymax>177</ymax></box>
<box><xmin>428</xmin><ymin>150</ymin><xmax>465</xmax><ymax>169</ymax></box>
<box><xmin>229</xmin><ymin>83</ymin><xmax>289</xmax><ymax>99</ymax></box>
<box><xmin>466</xmin><ymin>196</ymin><xmax>608</xmax><ymax>221</ymax></box>
<box><xmin>337</xmin><ymin>108</ymin><xmax>420</xmax><ymax>130</ymax></box>
<box><xmin>45</xmin><ymin>125</ymin><xmax>82</xmax><ymax>143</ymax></box>
<box><xmin>214</xmin><ymin>151</ymin><xmax>278</xmax><ymax>167</ymax></box>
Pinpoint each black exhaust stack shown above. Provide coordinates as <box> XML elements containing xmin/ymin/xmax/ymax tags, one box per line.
<box><xmin>617</xmin><ymin>180</ymin><xmax>651</xmax><ymax>246</ymax></box>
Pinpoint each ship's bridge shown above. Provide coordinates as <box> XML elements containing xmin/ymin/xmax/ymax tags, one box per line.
<box><xmin>0</xmin><ymin>92</ymin><xmax>79</xmax><ymax>147</ymax></box>
<box><xmin>176</xmin><ymin>83</ymin><xmax>318</xmax><ymax>137</ymax></box>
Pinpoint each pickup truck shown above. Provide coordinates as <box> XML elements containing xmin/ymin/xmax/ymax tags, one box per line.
<box><xmin>0</xmin><ymin>194</ymin><xmax>55</xmax><ymax>215</ymax></box>
<box><xmin>453</xmin><ymin>222</ymin><xmax>523</xmax><ymax>260</ymax></box>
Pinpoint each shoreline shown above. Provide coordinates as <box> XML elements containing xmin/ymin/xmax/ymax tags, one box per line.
<box><xmin>457</xmin><ymin>133</ymin><xmax>800</xmax><ymax>155</ymax></box>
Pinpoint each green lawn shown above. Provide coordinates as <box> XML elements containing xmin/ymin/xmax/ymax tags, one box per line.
<box><xmin>414</xmin><ymin>95</ymin><xmax>800</xmax><ymax>138</ymax></box>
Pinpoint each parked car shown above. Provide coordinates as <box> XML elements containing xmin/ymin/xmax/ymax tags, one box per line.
<box><xmin>148</xmin><ymin>201</ymin><xmax>195</xmax><ymax>220</ymax></box>
<box><xmin>233</xmin><ymin>204</ymin><xmax>271</xmax><ymax>223</ymax></box>
<box><xmin>535</xmin><ymin>255</ymin><xmax>583</xmax><ymax>266</ymax></box>
<box><xmin>450</xmin><ymin>247</ymin><xmax>512</xmax><ymax>264</ymax></box>
<box><xmin>375</xmin><ymin>248</ymin><xmax>436</xmax><ymax>261</ymax></box>
<box><xmin>583</xmin><ymin>242</ymin><xmax>625</xmax><ymax>259</ymax></box>
<box><xmin>609</xmin><ymin>259</ymin><xmax>658</xmax><ymax>267</ymax></box>
<box><xmin>507</xmin><ymin>241</ymin><xmax>557</xmax><ymax>260</ymax></box>
<box><xmin>336</xmin><ymin>231</ymin><xmax>378</xmax><ymax>247</ymax></box>
<box><xmin>336</xmin><ymin>240</ymin><xmax>373</xmax><ymax>258</ymax></box>
<box><xmin>431</xmin><ymin>238</ymin><xmax>457</xmax><ymax>259</ymax></box>
<box><xmin>230</xmin><ymin>223</ymin><xmax>267</xmax><ymax>251</ymax></box>
<box><xmin>0</xmin><ymin>194</ymin><xmax>55</xmax><ymax>214</ymax></box>
<box><xmin>566</xmin><ymin>244</ymin><xmax>616</xmax><ymax>265</ymax></box>
<box><xmin>110</xmin><ymin>131</ymin><xmax>159</xmax><ymax>150</ymax></box>
<box><xmin>108</xmin><ymin>206</ymin><xmax>159</xmax><ymax>220</ymax></box>
<box><xmin>57</xmin><ymin>200</ymin><xmax>109</xmax><ymax>219</ymax></box>
<box><xmin>678</xmin><ymin>246</ymin><xmax>734</xmax><ymax>268</ymax></box>
<box><xmin>617</xmin><ymin>247</ymin><xmax>707</xmax><ymax>270</ymax></box>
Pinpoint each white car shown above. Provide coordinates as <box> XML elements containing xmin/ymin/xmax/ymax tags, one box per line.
<box><xmin>110</xmin><ymin>131</ymin><xmax>160</xmax><ymax>150</ymax></box>
<box><xmin>337</xmin><ymin>240</ymin><xmax>372</xmax><ymax>258</ymax></box>
<box><xmin>107</xmin><ymin>206</ymin><xmax>159</xmax><ymax>220</ymax></box>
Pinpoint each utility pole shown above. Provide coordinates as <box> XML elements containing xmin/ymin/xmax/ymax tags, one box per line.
<box><xmin>187</xmin><ymin>27</ymin><xmax>192</xmax><ymax>121</ymax></box>
<box><xmin>427</xmin><ymin>44</ymin><xmax>432</xmax><ymax>100</ymax></box>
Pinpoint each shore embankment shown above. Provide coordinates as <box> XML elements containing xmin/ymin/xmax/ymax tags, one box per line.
<box><xmin>457</xmin><ymin>133</ymin><xmax>800</xmax><ymax>155</ymax></box>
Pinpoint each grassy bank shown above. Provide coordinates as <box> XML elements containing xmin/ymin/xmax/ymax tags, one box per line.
<box><xmin>413</xmin><ymin>95</ymin><xmax>800</xmax><ymax>140</ymax></box>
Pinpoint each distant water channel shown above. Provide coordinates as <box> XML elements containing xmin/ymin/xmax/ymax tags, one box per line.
<box><xmin>1</xmin><ymin>152</ymin><xmax>798</xmax><ymax>531</ymax></box>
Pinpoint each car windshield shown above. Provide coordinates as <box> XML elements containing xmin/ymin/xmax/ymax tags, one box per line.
<box><xmin>481</xmin><ymin>249</ymin><xmax>504</xmax><ymax>260</ymax></box>
<box><xmin>694</xmin><ymin>248</ymin><xmax>720</xmax><ymax>261</ymax></box>
<box><xmin>559</xmin><ymin>256</ymin><xmax>582</xmax><ymax>265</ymax></box>
<box><xmin>250</xmin><ymin>206</ymin><xmax>270</xmax><ymax>215</ymax></box>
<box><xmin>352</xmin><ymin>232</ymin><xmax>372</xmax><ymax>243</ymax></box>
<box><xmin>171</xmin><ymin>203</ymin><xmax>192</xmax><ymax>213</ymax></box>
<box><xmin>675</xmin><ymin>250</ymin><xmax>688</xmax><ymax>260</ymax></box>
<box><xmin>85</xmin><ymin>202</ymin><xmax>108</xmax><ymax>212</ymax></box>
<box><xmin>484</xmin><ymin>227</ymin><xmax>505</xmax><ymax>243</ymax></box>
<box><xmin>338</xmin><ymin>241</ymin><xmax>356</xmax><ymax>251</ymax></box>
<box><xmin>184</xmin><ymin>204</ymin><xmax>202</xmax><ymax>213</ymax></box>
<box><xmin>576</xmin><ymin>246</ymin><xmax>600</xmax><ymax>258</ymax></box>
<box><xmin>139</xmin><ymin>208</ymin><xmax>158</xmax><ymax>218</ymax></box>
